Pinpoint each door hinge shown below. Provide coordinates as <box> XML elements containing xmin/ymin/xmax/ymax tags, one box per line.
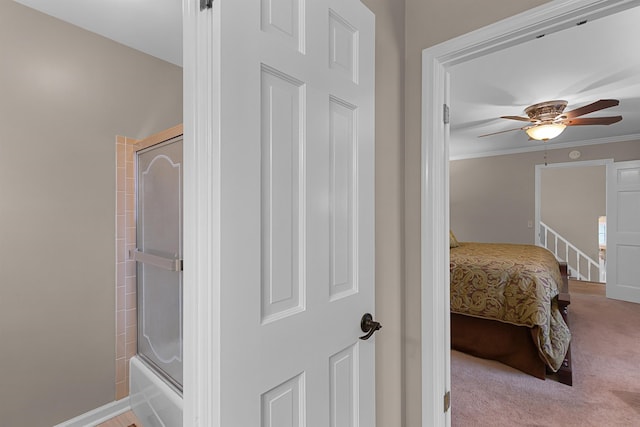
<box><xmin>200</xmin><ymin>0</ymin><xmax>213</xmax><ymax>10</ymax></box>
<box><xmin>443</xmin><ymin>104</ymin><xmax>450</xmax><ymax>124</ymax></box>
<box><xmin>444</xmin><ymin>390</ymin><xmax>451</xmax><ymax>412</ymax></box>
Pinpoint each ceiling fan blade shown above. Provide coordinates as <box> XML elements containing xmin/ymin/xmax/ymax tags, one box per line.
<box><xmin>478</xmin><ymin>127</ymin><xmax>523</xmax><ymax>138</ymax></box>
<box><xmin>563</xmin><ymin>99</ymin><xmax>619</xmax><ymax>119</ymax></box>
<box><xmin>500</xmin><ymin>115</ymin><xmax>533</xmax><ymax>122</ymax></box>
<box><xmin>563</xmin><ymin>116</ymin><xmax>622</xmax><ymax>126</ymax></box>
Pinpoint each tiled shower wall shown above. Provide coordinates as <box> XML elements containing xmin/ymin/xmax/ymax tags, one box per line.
<box><xmin>115</xmin><ymin>135</ymin><xmax>139</xmax><ymax>400</ymax></box>
<box><xmin>115</xmin><ymin>124</ymin><xmax>183</xmax><ymax>400</ymax></box>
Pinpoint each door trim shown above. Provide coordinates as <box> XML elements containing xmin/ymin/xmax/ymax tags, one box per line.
<box><xmin>420</xmin><ymin>1</ymin><xmax>640</xmax><ymax>425</ymax></box>
<box><xmin>183</xmin><ymin>1</ymin><xmax>221</xmax><ymax>426</ymax></box>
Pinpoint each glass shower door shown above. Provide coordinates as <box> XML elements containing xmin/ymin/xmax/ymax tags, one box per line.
<box><xmin>134</xmin><ymin>137</ymin><xmax>183</xmax><ymax>391</ymax></box>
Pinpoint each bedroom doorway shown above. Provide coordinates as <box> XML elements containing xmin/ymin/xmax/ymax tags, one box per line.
<box><xmin>535</xmin><ymin>158</ymin><xmax>640</xmax><ymax>303</ymax></box>
<box><xmin>421</xmin><ymin>1</ymin><xmax>640</xmax><ymax>425</ymax></box>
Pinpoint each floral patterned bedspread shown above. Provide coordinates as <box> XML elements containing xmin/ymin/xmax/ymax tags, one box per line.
<box><xmin>450</xmin><ymin>242</ymin><xmax>571</xmax><ymax>371</ymax></box>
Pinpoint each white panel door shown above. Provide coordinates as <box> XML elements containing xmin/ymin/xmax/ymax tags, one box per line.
<box><xmin>606</xmin><ymin>160</ymin><xmax>640</xmax><ymax>303</ymax></box>
<box><xmin>201</xmin><ymin>0</ymin><xmax>376</xmax><ymax>425</ymax></box>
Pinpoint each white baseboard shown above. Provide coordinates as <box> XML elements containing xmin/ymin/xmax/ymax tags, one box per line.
<box><xmin>53</xmin><ymin>398</ymin><xmax>130</xmax><ymax>427</ymax></box>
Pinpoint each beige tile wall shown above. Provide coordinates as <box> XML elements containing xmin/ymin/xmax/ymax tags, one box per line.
<box><xmin>115</xmin><ymin>124</ymin><xmax>183</xmax><ymax>400</ymax></box>
<box><xmin>115</xmin><ymin>135</ymin><xmax>139</xmax><ymax>400</ymax></box>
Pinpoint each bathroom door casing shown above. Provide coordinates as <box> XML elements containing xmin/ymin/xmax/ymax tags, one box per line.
<box><xmin>135</xmin><ymin>137</ymin><xmax>183</xmax><ymax>390</ymax></box>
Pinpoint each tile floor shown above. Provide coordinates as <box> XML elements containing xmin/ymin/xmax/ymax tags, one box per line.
<box><xmin>96</xmin><ymin>410</ymin><xmax>142</xmax><ymax>427</ymax></box>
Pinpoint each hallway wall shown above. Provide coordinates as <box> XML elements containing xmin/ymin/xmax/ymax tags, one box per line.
<box><xmin>0</xmin><ymin>2</ymin><xmax>182</xmax><ymax>426</ymax></box>
<box><xmin>403</xmin><ymin>1</ymin><xmax>551</xmax><ymax>425</ymax></box>
<box><xmin>360</xmin><ymin>1</ymin><xmax>406</xmax><ymax>425</ymax></box>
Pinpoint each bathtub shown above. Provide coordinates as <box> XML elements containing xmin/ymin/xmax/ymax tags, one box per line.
<box><xmin>129</xmin><ymin>356</ymin><xmax>183</xmax><ymax>427</ymax></box>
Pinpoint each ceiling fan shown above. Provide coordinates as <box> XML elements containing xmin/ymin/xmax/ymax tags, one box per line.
<box><xmin>479</xmin><ymin>99</ymin><xmax>622</xmax><ymax>140</ymax></box>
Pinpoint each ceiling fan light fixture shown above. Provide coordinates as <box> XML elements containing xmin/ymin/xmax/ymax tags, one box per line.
<box><xmin>525</xmin><ymin>123</ymin><xmax>567</xmax><ymax>141</ymax></box>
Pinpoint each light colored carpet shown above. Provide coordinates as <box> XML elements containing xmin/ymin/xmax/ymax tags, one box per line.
<box><xmin>451</xmin><ymin>284</ymin><xmax>640</xmax><ymax>426</ymax></box>
<box><xmin>569</xmin><ymin>280</ymin><xmax>606</xmax><ymax>296</ymax></box>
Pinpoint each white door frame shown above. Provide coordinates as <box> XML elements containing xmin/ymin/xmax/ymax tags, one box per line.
<box><xmin>183</xmin><ymin>2</ymin><xmax>220</xmax><ymax>425</ymax></box>
<box><xmin>534</xmin><ymin>158</ymin><xmax>612</xmax><ymax>248</ymax></box>
<box><xmin>421</xmin><ymin>1</ymin><xmax>640</xmax><ymax>425</ymax></box>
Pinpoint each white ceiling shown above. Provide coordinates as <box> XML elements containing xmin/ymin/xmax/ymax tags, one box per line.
<box><xmin>13</xmin><ymin>0</ymin><xmax>182</xmax><ymax>66</ymax></box>
<box><xmin>449</xmin><ymin>5</ymin><xmax>640</xmax><ymax>159</ymax></box>
<box><xmin>12</xmin><ymin>1</ymin><xmax>640</xmax><ymax>159</ymax></box>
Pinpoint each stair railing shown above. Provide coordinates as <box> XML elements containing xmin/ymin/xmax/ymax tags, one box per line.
<box><xmin>539</xmin><ymin>221</ymin><xmax>600</xmax><ymax>281</ymax></box>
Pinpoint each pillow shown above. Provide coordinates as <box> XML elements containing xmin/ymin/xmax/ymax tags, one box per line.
<box><xmin>449</xmin><ymin>230</ymin><xmax>460</xmax><ymax>248</ymax></box>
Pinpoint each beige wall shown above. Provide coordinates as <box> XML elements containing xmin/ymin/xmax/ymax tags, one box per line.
<box><xmin>0</xmin><ymin>2</ymin><xmax>182</xmax><ymax>426</ymax></box>
<box><xmin>450</xmin><ymin>140</ymin><xmax>640</xmax><ymax>246</ymax></box>
<box><xmin>450</xmin><ymin>153</ymin><xmax>536</xmax><ymax>244</ymax></box>
<box><xmin>359</xmin><ymin>0</ymin><xmax>406</xmax><ymax>425</ymax></box>
<box><xmin>403</xmin><ymin>1</ymin><xmax>551</xmax><ymax>425</ymax></box>
<box><xmin>541</xmin><ymin>165</ymin><xmax>606</xmax><ymax>263</ymax></box>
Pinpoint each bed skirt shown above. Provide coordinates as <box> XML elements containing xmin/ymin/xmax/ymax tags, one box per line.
<box><xmin>451</xmin><ymin>313</ymin><xmax>546</xmax><ymax>379</ymax></box>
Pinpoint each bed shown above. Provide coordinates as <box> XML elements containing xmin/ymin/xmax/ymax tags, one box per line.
<box><xmin>449</xmin><ymin>237</ymin><xmax>573</xmax><ymax>386</ymax></box>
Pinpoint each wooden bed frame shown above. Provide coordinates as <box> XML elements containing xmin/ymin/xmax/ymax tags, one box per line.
<box><xmin>451</xmin><ymin>262</ymin><xmax>573</xmax><ymax>386</ymax></box>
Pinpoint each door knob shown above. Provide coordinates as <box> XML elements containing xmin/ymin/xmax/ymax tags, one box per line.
<box><xmin>359</xmin><ymin>313</ymin><xmax>382</xmax><ymax>340</ymax></box>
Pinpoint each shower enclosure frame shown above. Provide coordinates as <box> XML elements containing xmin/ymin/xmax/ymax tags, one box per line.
<box><xmin>115</xmin><ymin>124</ymin><xmax>184</xmax><ymax>426</ymax></box>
